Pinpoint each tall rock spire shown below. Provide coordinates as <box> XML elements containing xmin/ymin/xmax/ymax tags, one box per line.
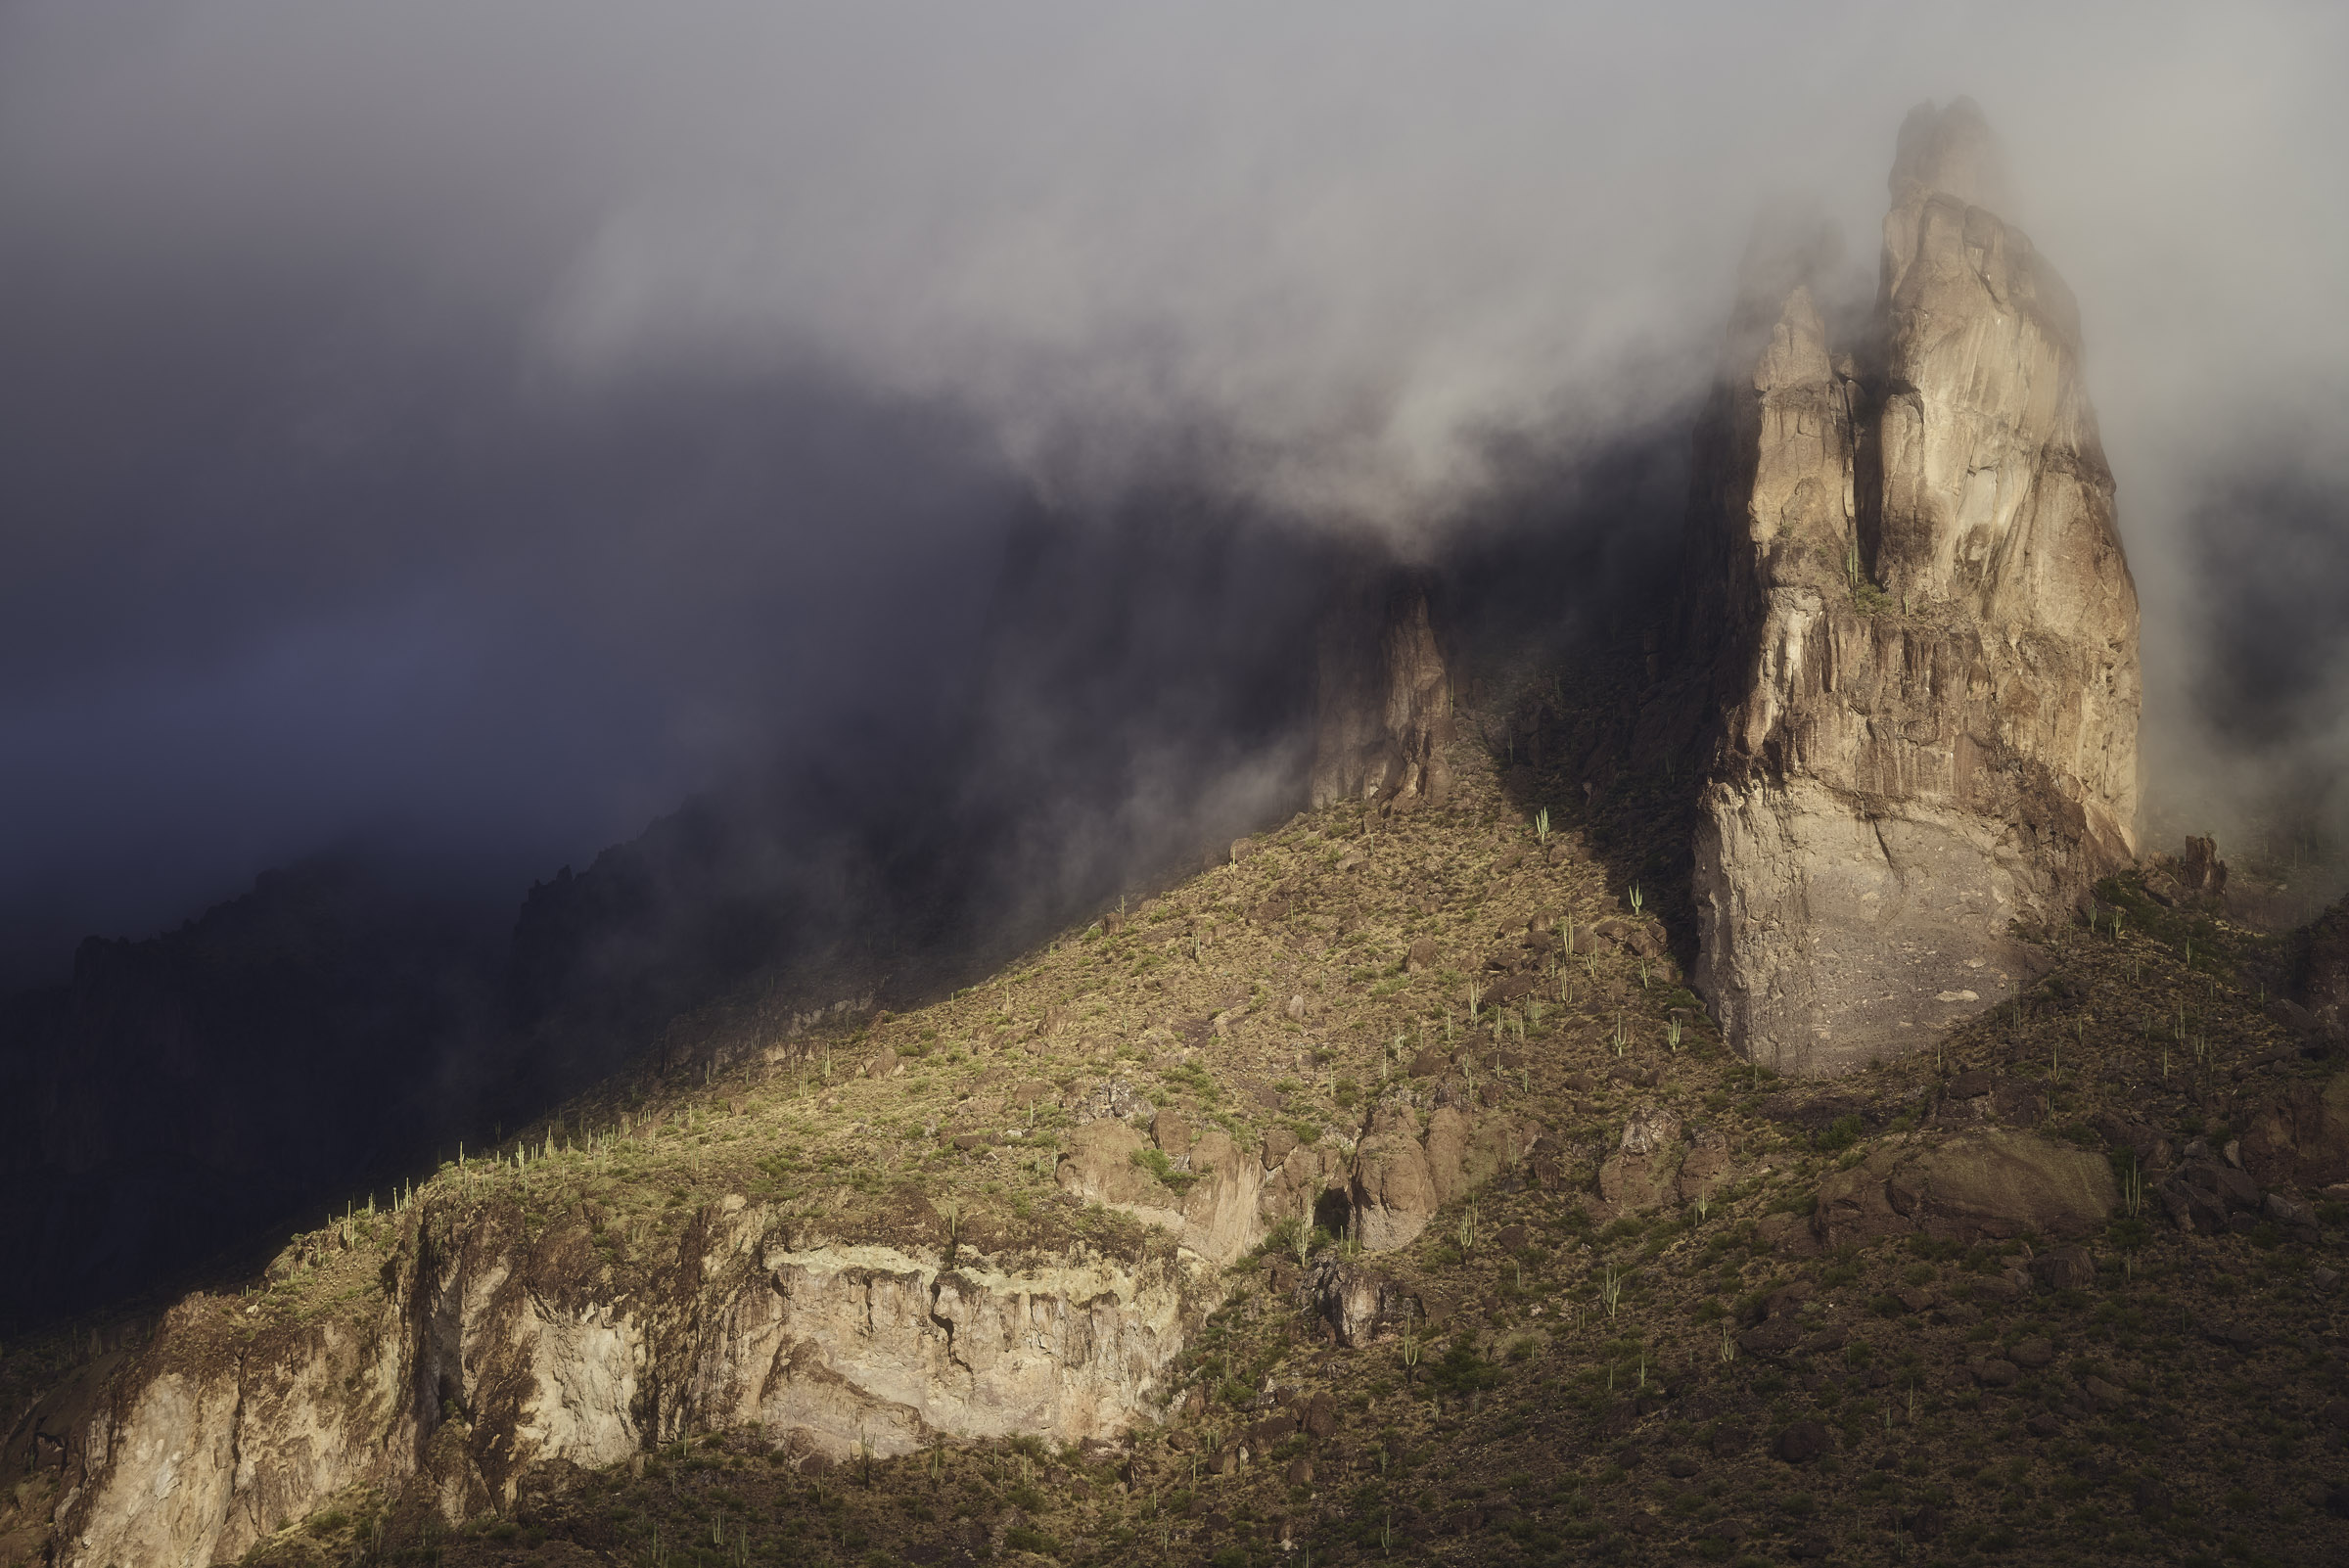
<box><xmin>1310</xmin><ymin>567</ymin><xmax>1453</xmax><ymax>812</ymax></box>
<box><xmin>1687</xmin><ymin>100</ymin><xmax>2141</xmax><ymax>1075</ymax></box>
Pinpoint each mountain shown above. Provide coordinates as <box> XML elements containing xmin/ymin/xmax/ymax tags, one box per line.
<box><xmin>7</xmin><ymin>694</ymin><xmax>2347</xmax><ymax>1568</ymax></box>
<box><xmin>12</xmin><ymin>101</ymin><xmax>2349</xmax><ymax>1568</ymax></box>
<box><xmin>0</xmin><ymin>502</ymin><xmax>1343</xmax><ymax>1332</ymax></box>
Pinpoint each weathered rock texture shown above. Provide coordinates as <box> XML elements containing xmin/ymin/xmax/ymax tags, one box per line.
<box><xmin>1309</xmin><ymin>570</ymin><xmax>1453</xmax><ymax>811</ymax></box>
<box><xmin>37</xmin><ymin>1201</ymin><xmax>1201</xmax><ymax>1568</ymax></box>
<box><xmin>30</xmin><ymin>1076</ymin><xmax>1535</xmax><ymax>1568</ymax></box>
<box><xmin>1688</xmin><ymin>100</ymin><xmax>2141</xmax><ymax>1073</ymax></box>
<box><xmin>1346</xmin><ymin>1095</ymin><xmax>1530</xmax><ymax>1251</ymax></box>
<box><xmin>1053</xmin><ymin>1119</ymin><xmax>1266</xmax><ymax>1264</ymax></box>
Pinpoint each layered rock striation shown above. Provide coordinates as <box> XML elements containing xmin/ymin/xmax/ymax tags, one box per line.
<box><xmin>1687</xmin><ymin>100</ymin><xmax>2141</xmax><ymax>1073</ymax></box>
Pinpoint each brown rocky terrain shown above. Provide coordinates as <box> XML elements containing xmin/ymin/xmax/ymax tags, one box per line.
<box><xmin>6</xmin><ymin>700</ymin><xmax>2349</xmax><ymax>1568</ymax></box>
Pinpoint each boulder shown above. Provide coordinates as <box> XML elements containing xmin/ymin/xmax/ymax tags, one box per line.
<box><xmin>1813</xmin><ymin>1129</ymin><xmax>2114</xmax><ymax>1243</ymax></box>
<box><xmin>1247</xmin><ymin>1411</ymin><xmax>1298</xmax><ymax>1449</ymax></box>
<box><xmin>1811</xmin><ymin>1144</ymin><xmax>1910</xmax><ymax>1246</ymax></box>
<box><xmin>2160</xmin><ymin>1177</ymin><xmax>2227</xmax><ymax>1234</ymax></box>
<box><xmin>2029</xmin><ymin>1245</ymin><xmax>2096</xmax><ymax>1292</ymax></box>
<box><xmin>1897</xmin><ymin>1130</ymin><xmax>2116</xmax><ymax>1239</ymax></box>
<box><xmin>1598</xmin><ymin>1107</ymin><xmax>1685</xmax><ymax>1213</ymax></box>
<box><xmin>1738</xmin><ymin>1319</ymin><xmax>1806</xmax><ymax>1360</ymax></box>
<box><xmin>1966</xmin><ymin>1359</ymin><xmax>2021</xmax><ymax>1388</ymax></box>
<box><xmin>1309</xmin><ymin>1258</ymin><xmax>1397</xmax><ymax>1348</ymax></box>
<box><xmin>1351</xmin><ymin>1131</ymin><xmax>1439</xmax><ymax>1250</ymax></box>
<box><xmin>1774</xmin><ymin>1420</ymin><xmax>1831</xmax><ymax>1463</ymax></box>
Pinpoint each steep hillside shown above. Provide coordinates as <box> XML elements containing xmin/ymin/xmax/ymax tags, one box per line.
<box><xmin>7</xmin><ymin>717</ymin><xmax>2349</xmax><ymax>1568</ymax></box>
<box><xmin>0</xmin><ymin>504</ymin><xmax>1336</xmax><ymax>1336</ymax></box>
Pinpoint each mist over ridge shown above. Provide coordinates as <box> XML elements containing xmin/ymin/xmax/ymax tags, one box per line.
<box><xmin>10</xmin><ymin>23</ymin><xmax>2349</xmax><ymax>1559</ymax></box>
<box><xmin>4</xmin><ymin>3</ymin><xmax>2349</xmax><ymax>981</ymax></box>
<box><xmin>3</xmin><ymin>4</ymin><xmax>2346</xmax><ymax>973</ymax></box>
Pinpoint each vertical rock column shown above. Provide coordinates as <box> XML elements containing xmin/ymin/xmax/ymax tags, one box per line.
<box><xmin>1309</xmin><ymin>569</ymin><xmax>1453</xmax><ymax>811</ymax></box>
<box><xmin>1689</xmin><ymin>100</ymin><xmax>2141</xmax><ymax>1075</ymax></box>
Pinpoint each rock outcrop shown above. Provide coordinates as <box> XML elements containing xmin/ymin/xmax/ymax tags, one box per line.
<box><xmin>29</xmin><ymin>1069</ymin><xmax>1534</xmax><ymax>1568</ymax></box>
<box><xmin>1052</xmin><ymin>1118</ymin><xmax>1266</xmax><ymax>1266</ymax></box>
<box><xmin>39</xmin><ymin>1198</ymin><xmax>1202</xmax><ymax>1568</ymax></box>
<box><xmin>1687</xmin><ymin>100</ymin><xmax>2141</xmax><ymax>1073</ymax></box>
<box><xmin>1309</xmin><ymin>569</ymin><xmax>1453</xmax><ymax>811</ymax></box>
<box><xmin>1343</xmin><ymin>1094</ymin><xmax>1531</xmax><ymax>1250</ymax></box>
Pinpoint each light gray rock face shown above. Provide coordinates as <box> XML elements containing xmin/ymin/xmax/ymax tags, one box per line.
<box><xmin>48</xmin><ymin>1202</ymin><xmax>1205</xmax><ymax>1568</ymax></box>
<box><xmin>1309</xmin><ymin>571</ymin><xmax>1453</xmax><ymax>811</ymax></box>
<box><xmin>1689</xmin><ymin>100</ymin><xmax>2140</xmax><ymax>1075</ymax></box>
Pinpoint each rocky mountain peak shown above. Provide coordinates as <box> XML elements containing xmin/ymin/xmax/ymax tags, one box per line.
<box><xmin>1687</xmin><ymin>101</ymin><xmax>2141</xmax><ymax>1075</ymax></box>
<box><xmin>1887</xmin><ymin>95</ymin><xmax>2008</xmax><ymax>209</ymax></box>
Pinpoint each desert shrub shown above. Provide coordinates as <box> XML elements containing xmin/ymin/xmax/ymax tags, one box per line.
<box><xmin>1814</xmin><ymin>1115</ymin><xmax>1863</xmax><ymax>1153</ymax></box>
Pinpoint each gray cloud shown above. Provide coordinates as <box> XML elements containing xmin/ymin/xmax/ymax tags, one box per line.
<box><xmin>4</xmin><ymin>1</ymin><xmax>2346</xmax><ymax>977</ymax></box>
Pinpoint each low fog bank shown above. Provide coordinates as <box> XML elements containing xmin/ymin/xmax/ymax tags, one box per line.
<box><xmin>2146</xmin><ymin>443</ymin><xmax>2349</xmax><ymax>906</ymax></box>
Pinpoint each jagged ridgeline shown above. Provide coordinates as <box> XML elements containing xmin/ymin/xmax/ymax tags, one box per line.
<box><xmin>10</xmin><ymin>100</ymin><xmax>2349</xmax><ymax>1568</ymax></box>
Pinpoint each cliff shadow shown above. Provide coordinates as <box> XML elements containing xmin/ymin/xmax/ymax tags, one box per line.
<box><xmin>1432</xmin><ymin>410</ymin><xmax>1716</xmax><ymax>982</ymax></box>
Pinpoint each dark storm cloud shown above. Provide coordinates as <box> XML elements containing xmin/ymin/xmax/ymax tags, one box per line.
<box><xmin>4</xmin><ymin>1</ymin><xmax>2347</xmax><ymax>980</ymax></box>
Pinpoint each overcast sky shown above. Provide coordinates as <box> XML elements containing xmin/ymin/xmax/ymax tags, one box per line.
<box><xmin>4</xmin><ymin>2</ymin><xmax>2344</xmax><ymax>981</ymax></box>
